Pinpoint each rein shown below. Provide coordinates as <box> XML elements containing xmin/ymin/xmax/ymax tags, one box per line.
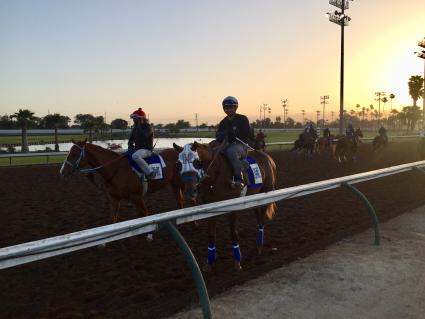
<box><xmin>64</xmin><ymin>144</ymin><xmax>125</xmax><ymax>174</ymax></box>
<box><xmin>202</xmin><ymin>140</ymin><xmax>226</xmax><ymax>180</ymax></box>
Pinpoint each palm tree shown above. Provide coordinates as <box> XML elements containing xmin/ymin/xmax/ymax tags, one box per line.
<box><xmin>381</xmin><ymin>97</ymin><xmax>388</xmax><ymax>119</ymax></box>
<box><xmin>389</xmin><ymin>93</ymin><xmax>395</xmax><ymax>111</ymax></box>
<box><xmin>390</xmin><ymin>109</ymin><xmax>399</xmax><ymax>129</ymax></box>
<box><xmin>408</xmin><ymin>75</ymin><xmax>424</xmax><ymax>107</ymax></box>
<box><xmin>355</xmin><ymin>104</ymin><xmax>361</xmax><ymax>119</ymax></box>
<box><xmin>42</xmin><ymin>113</ymin><xmax>70</xmax><ymax>151</ymax></box>
<box><xmin>74</xmin><ymin>114</ymin><xmax>95</xmax><ymax>142</ymax></box>
<box><xmin>10</xmin><ymin>109</ymin><xmax>36</xmax><ymax>152</ymax></box>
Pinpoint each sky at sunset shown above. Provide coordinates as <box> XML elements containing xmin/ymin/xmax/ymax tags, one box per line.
<box><xmin>1</xmin><ymin>0</ymin><xmax>424</xmax><ymax>126</ymax></box>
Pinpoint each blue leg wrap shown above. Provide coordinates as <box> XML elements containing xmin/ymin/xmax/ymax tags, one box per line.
<box><xmin>232</xmin><ymin>242</ymin><xmax>242</xmax><ymax>262</ymax></box>
<box><xmin>256</xmin><ymin>224</ymin><xmax>265</xmax><ymax>247</ymax></box>
<box><xmin>207</xmin><ymin>243</ymin><xmax>216</xmax><ymax>265</ymax></box>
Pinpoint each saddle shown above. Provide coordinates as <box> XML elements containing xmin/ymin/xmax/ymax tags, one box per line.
<box><xmin>236</xmin><ymin>156</ymin><xmax>263</xmax><ymax>189</ymax></box>
<box><xmin>126</xmin><ymin>151</ymin><xmax>166</xmax><ymax>181</ymax></box>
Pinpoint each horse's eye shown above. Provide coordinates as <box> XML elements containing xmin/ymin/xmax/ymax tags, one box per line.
<box><xmin>175</xmin><ymin>161</ymin><xmax>183</xmax><ymax>171</ymax></box>
<box><xmin>193</xmin><ymin>159</ymin><xmax>202</xmax><ymax>170</ymax></box>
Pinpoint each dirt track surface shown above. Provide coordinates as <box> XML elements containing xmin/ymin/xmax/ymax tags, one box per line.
<box><xmin>1</xmin><ymin>140</ymin><xmax>425</xmax><ymax>318</ymax></box>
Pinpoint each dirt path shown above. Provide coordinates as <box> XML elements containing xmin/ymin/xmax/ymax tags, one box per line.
<box><xmin>171</xmin><ymin>206</ymin><xmax>425</xmax><ymax>319</ymax></box>
<box><xmin>1</xmin><ymin>140</ymin><xmax>425</xmax><ymax>318</ymax></box>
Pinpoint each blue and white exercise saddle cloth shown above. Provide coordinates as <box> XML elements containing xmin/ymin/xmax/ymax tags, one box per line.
<box><xmin>126</xmin><ymin>151</ymin><xmax>166</xmax><ymax>180</ymax></box>
<box><xmin>246</xmin><ymin>156</ymin><xmax>263</xmax><ymax>188</ymax></box>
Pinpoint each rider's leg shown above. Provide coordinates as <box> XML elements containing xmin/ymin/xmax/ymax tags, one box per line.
<box><xmin>224</xmin><ymin>143</ymin><xmax>248</xmax><ymax>186</ymax></box>
<box><xmin>132</xmin><ymin>149</ymin><xmax>154</xmax><ymax>177</ymax></box>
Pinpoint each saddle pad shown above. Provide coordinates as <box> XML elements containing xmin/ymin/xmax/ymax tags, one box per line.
<box><xmin>246</xmin><ymin>156</ymin><xmax>263</xmax><ymax>189</ymax></box>
<box><xmin>127</xmin><ymin>151</ymin><xmax>166</xmax><ymax>180</ymax></box>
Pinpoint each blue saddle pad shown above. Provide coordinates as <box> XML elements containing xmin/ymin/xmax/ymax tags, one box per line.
<box><xmin>246</xmin><ymin>156</ymin><xmax>263</xmax><ymax>189</ymax></box>
<box><xmin>126</xmin><ymin>151</ymin><xmax>166</xmax><ymax>180</ymax></box>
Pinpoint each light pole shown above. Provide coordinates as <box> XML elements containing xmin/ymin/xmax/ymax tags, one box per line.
<box><xmin>415</xmin><ymin>37</ymin><xmax>425</xmax><ymax>128</ymax></box>
<box><xmin>375</xmin><ymin>92</ymin><xmax>386</xmax><ymax>123</ymax></box>
<box><xmin>281</xmin><ymin>99</ymin><xmax>288</xmax><ymax>127</ymax></box>
<box><xmin>301</xmin><ymin>110</ymin><xmax>306</xmax><ymax>124</ymax></box>
<box><xmin>260</xmin><ymin>104</ymin><xmax>267</xmax><ymax>127</ymax></box>
<box><xmin>316</xmin><ymin>110</ymin><xmax>321</xmax><ymax>126</ymax></box>
<box><xmin>320</xmin><ymin>95</ymin><xmax>329</xmax><ymax>126</ymax></box>
<box><xmin>326</xmin><ymin>0</ymin><xmax>353</xmax><ymax>134</ymax></box>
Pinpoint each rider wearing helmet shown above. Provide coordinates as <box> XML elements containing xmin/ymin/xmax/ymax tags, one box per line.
<box><xmin>378</xmin><ymin>125</ymin><xmax>388</xmax><ymax>144</ymax></box>
<box><xmin>323</xmin><ymin>126</ymin><xmax>332</xmax><ymax>144</ymax></box>
<box><xmin>346</xmin><ymin>123</ymin><xmax>355</xmax><ymax>142</ymax></box>
<box><xmin>216</xmin><ymin>96</ymin><xmax>252</xmax><ymax>189</ymax></box>
<box><xmin>302</xmin><ymin>121</ymin><xmax>318</xmax><ymax>141</ymax></box>
<box><xmin>128</xmin><ymin>107</ymin><xmax>155</xmax><ymax>180</ymax></box>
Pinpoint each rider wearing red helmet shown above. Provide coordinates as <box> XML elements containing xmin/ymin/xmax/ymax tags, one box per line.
<box><xmin>128</xmin><ymin>107</ymin><xmax>155</xmax><ymax>179</ymax></box>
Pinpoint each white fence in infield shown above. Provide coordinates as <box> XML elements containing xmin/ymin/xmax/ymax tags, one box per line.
<box><xmin>1</xmin><ymin>160</ymin><xmax>425</xmax><ymax>270</ymax></box>
<box><xmin>0</xmin><ymin>134</ymin><xmax>420</xmax><ymax>160</ymax></box>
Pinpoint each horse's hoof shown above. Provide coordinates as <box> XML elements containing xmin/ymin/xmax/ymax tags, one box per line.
<box><xmin>234</xmin><ymin>262</ymin><xmax>243</xmax><ymax>271</ymax></box>
<box><xmin>146</xmin><ymin>233</ymin><xmax>153</xmax><ymax>241</ymax></box>
<box><xmin>257</xmin><ymin>247</ymin><xmax>263</xmax><ymax>256</ymax></box>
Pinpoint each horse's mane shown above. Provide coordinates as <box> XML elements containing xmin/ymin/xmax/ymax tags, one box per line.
<box><xmin>87</xmin><ymin>143</ymin><xmax>121</xmax><ymax>158</ymax></box>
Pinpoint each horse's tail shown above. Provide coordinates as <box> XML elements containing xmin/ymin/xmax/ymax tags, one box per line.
<box><xmin>265</xmin><ymin>202</ymin><xmax>277</xmax><ymax>220</ymax></box>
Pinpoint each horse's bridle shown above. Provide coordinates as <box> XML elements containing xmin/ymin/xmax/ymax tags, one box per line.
<box><xmin>63</xmin><ymin>144</ymin><xmax>87</xmax><ymax>173</ymax></box>
<box><xmin>62</xmin><ymin>144</ymin><xmax>121</xmax><ymax>175</ymax></box>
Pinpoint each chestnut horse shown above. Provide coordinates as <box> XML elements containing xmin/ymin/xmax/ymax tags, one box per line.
<box><xmin>174</xmin><ymin>141</ymin><xmax>277</xmax><ymax>271</ymax></box>
<box><xmin>316</xmin><ymin>135</ymin><xmax>335</xmax><ymax>155</ymax></box>
<box><xmin>60</xmin><ymin>140</ymin><xmax>184</xmax><ymax>223</ymax></box>
<box><xmin>334</xmin><ymin>128</ymin><xmax>363</xmax><ymax>163</ymax></box>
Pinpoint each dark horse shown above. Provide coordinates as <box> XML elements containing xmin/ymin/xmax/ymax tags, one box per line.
<box><xmin>174</xmin><ymin>141</ymin><xmax>277</xmax><ymax>271</ymax></box>
<box><xmin>372</xmin><ymin>134</ymin><xmax>388</xmax><ymax>152</ymax></box>
<box><xmin>334</xmin><ymin>128</ymin><xmax>363</xmax><ymax>163</ymax></box>
<box><xmin>292</xmin><ymin>132</ymin><xmax>316</xmax><ymax>157</ymax></box>
<box><xmin>60</xmin><ymin>140</ymin><xmax>185</xmax><ymax>223</ymax></box>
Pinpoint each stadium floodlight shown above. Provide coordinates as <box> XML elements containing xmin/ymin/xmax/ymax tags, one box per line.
<box><xmin>329</xmin><ymin>0</ymin><xmax>350</xmax><ymax>10</ymax></box>
<box><xmin>326</xmin><ymin>0</ymin><xmax>354</xmax><ymax>134</ymax></box>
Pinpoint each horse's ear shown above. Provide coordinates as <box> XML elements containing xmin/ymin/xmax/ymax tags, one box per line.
<box><xmin>192</xmin><ymin>141</ymin><xmax>198</xmax><ymax>151</ymax></box>
<box><xmin>83</xmin><ymin>138</ymin><xmax>87</xmax><ymax>144</ymax></box>
<box><xmin>173</xmin><ymin>142</ymin><xmax>183</xmax><ymax>152</ymax></box>
<box><xmin>71</xmin><ymin>138</ymin><xmax>76</xmax><ymax>144</ymax></box>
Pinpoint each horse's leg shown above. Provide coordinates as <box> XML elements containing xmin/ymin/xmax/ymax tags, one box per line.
<box><xmin>172</xmin><ymin>185</ymin><xmax>184</xmax><ymax>209</ymax></box>
<box><xmin>131</xmin><ymin>195</ymin><xmax>152</xmax><ymax>240</ymax></box>
<box><xmin>203</xmin><ymin>217</ymin><xmax>217</xmax><ymax>272</ymax></box>
<box><xmin>254</xmin><ymin>207</ymin><xmax>266</xmax><ymax>255</ymax></box>
<box><xmin>229</xmin><ymin>213</ymin><xmax>242</xmax><ymax>271</ymax></box>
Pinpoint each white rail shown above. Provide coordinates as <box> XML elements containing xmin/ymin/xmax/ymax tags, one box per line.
<box><xmin>1</xmin><ymin>160</ymin><xmax>425</xmax><ymax>269</ymax></box>
<box><xmin>0</xmin><ymin>135</ymin><xmax>420</xmax><ymax>159</ymax></box>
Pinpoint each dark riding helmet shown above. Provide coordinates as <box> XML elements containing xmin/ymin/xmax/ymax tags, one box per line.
<box><xmin>222</xmin><ymin>96</ymin><xmax>238</xmax><ymax>109</ymax></box>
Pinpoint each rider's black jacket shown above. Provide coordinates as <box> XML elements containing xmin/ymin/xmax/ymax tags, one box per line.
<box><xmin>216</xmin><ymin>114</ymin><xmax>252</xmax><ymax>144</ymax></box>
<box><xmin>128</xmin><ymin>122</ymin><xmax>153</xmax><ymax>151</ymax></box>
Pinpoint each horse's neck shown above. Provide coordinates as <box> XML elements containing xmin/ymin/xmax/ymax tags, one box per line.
<box><xmin>86</xmin><ymin>144</ymin><xmax>118</xmax><ymax>167</ymax></box>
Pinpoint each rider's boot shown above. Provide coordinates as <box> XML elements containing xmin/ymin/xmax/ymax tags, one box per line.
<box><xmin>231</xmin><ymin>174</ymin><xmax>244</xmax><ymax>190</ymax></box>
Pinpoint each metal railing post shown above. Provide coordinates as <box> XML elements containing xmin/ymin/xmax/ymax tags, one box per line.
<box><xmin>342</xmin><ymin>182</ymin><xmax>380</xmax><ymax>245</ymax></box>
<box><xmin>162</xmin><ymin>221</ymin><xmax>212</xmax><ymax>319</ymax></box>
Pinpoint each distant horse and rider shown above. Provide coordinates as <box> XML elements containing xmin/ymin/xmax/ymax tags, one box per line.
<box><xmin>292</xmin><ymin>122</ymin><xmax>318</xmax><ymax>157</ymax></box>
<box><xmin>334</xmin><ymin>125</ymin><xmax>363</xmax><ymax>163</ymax></box>
<box><xmin>316</xmin><ymin>126</ymin><xmax>335</xmax><ymax>155</ymax></box>
<box><xmin>372</xmin><ymin>126</ymin><xmax>388</xmax><ymax>152</ymax></box>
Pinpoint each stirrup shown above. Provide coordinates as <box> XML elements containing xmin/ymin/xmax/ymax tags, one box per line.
<box><xmin>231</xmin><ymin>177</ymin><xmax>244</xmax><ymax>189</ymax></box>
